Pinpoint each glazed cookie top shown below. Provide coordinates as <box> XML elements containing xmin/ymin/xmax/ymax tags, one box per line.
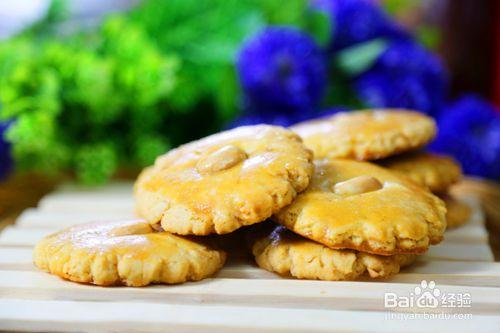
<box><xmin>135</xmin><ymin>125</ymin><xmax>314</xmax><ymax>235</ymax></box>
<box><xmin>33</xmin><ymin>219</ymin><xmax>226</xmax><ymax>286</ymax></box>
<box><xmin>250</xmin><ymin>224</ymin><xmax>416</xmax><ymax>281</ymax></box>
<box><xmin>273</xmin><ymin>159</ymin><xmax>447</xmax><ymax>255</ymax></box>
<box><xmin>291</xmin><ymin>110</ymin><xmax>437</xmax><ymax>160</ymax></box>
<box><xmin>379</xmin><ymin>152</ymin><xmax>462</xmax><ymax>193</ymax></box>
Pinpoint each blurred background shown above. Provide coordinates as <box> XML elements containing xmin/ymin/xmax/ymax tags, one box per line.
<box><xmin>0</xmin><ymin>0</ymin><xmax>498</xmax><ymax>189</ymax></box>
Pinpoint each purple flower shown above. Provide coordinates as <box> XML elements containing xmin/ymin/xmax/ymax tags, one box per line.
<box><xmin>237</xmin><ymin>26</ymin><xmax>327</xmax><ymax>115</ymax></box>
<box><xmin>312</xmin><ymin>0</ymin><xmax>408</xmax><ymax>51</ymax></box>
<box><xmin>354</xmin><ymin>40</ymin><xmax>447</xmax><ymax>114</ymax></box>
<box><xmin>430</xmin><ymin>95</ymin><xmax>500</xmax><ymax>180</ymax></box>
<box><xmin>0</xmin><ymin>121</ymin><xmax>13</xmax><ymax>180</ymax></box>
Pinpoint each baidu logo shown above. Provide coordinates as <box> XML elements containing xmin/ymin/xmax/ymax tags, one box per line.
<box><xmin>384</xmin><ymin>280</ymin><xmax>471</xmax><ymax>309</ymax></box>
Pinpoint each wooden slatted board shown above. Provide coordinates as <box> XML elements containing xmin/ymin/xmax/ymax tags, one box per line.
<box><xmin>1</xmin><ymin>182</ymin><xmax>499</xmax><ymax>332</ymax></box>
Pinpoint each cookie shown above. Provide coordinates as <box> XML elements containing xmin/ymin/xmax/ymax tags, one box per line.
<box><xmin>250</xmin><ymin>225</ymin><xmax>416</xmax><ymax>280</ymax></box>
<box><xmin>33</xmin><ymin>219</ymin><xmax>226</xmax><ymax>286</ymax></box>
<box><xmin>380</xmin><ymin>152</ymin><xmax>462</xmax><ymax>193</ymax></box>
<box><xmin>273</xmin><ymin>159</ymin><xmax>447</xmax><ymax>255</ymax></box>
<box><xmin>135</xmin><ymin>125</ymin><xmax>314</xmax><ymax>235</ymax></box>
<box><xmin>442</xmin><ymin>195</ymin><xmax>472</xmax><ymax>229</ymax></box>
<box><xmin>291</xmin><ymin>110</ymin><xmax>436</xmax><ymax>160</ymax></box>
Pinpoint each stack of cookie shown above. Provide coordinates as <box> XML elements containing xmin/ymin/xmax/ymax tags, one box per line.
<box><xmin>250</xmin><ymin>110</ymin><xmax>447</xmax><ymax>281</ymax></box>
<box><xmin>34</xmin><ymin>109</ymin><xmax>455</xmax><ymax>286</ymax></box>
<box><xmin>293</xmin><ymin>110</ymin><xmax>469</xmax><ymax>229</ymax></box>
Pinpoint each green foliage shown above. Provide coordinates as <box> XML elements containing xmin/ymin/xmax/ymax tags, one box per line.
<box><xmin>130</xmin><ymin>0</ymin><xmax>264</xmax><ymax>116</ymax></box>
<box><xmin>304</xmin><ymin>10</ymin><xmax>331</xmax><ymax>47</ymax></box>
<box><xmin>334</xmin><ymin>38</ymin><xmax>388</xmax><ymax>76</ymax></box>
<box><xmin>322</xmin><ymin>67</ymin><xmax>363</xmax><ymax>109</ymax></box>
<box><xmin>0</xmin><ymin>10</ymin><xmax>178</xmax><ymax>184</ymax></box>
<box><xmin>133</xmin><ymin>135</ymin><xmax>171</xmax><ymax>167</ymax></box>
<box><xmin>0</xmin><ymin>0</ymin><xmax>325</xmax><ymax>184</ymax></box>
<box><xmin>256</xmin><ymin>0</ymin><xmax>307</xmax><ymax>26</ymax></box>
<box><xmin>75</xmin><ymin>143</ymin><xmax>117</xmax><ymax>185</ymax></box>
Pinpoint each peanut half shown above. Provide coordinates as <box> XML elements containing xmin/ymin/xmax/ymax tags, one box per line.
<box><xmin>196</xmin><ymin>145</ymin><xmax>247</xmax><ymax>175</ymax></box>
<box><xmin>333</xmin><ymin>175</ymin><xmax>383</xmax><ymax>195</ymax></box>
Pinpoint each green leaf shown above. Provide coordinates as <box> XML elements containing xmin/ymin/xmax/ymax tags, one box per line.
<box><xmin>46</xmin><ymin>0</ymin><xmax>69</xmax><ymax>23</ymax></box>
<box><xmin>304</xmin><ymin>10</ymin><xmax>331</xmax><ymax>47</ymax></box>
<box><xmin>133</xmin><ymin>135</ymin><xmax>171</xmax><ymax>167</ymax></box>
<box><xmin>257</xmin><ymin>0</ymin><xmax>307</xmax><ymax>26</ymax></box>
<box><xmin>322</xmin><ymin>69</ymin><xmax>363</xmax><ymax>109</ymax></box>
<box><xmin>214</xmin><ymin>65</ymin><xmax>239</xmax><ymax>121</ymax></box>
<box><xmin>335</xmin><ymin>39</ymin><xmax>388</xmax><ymax>76</ymax></box>
<box><xmin>75</xmin><ymin>143</ymin><xmax>118</xmax><ymax>185</ymax></box>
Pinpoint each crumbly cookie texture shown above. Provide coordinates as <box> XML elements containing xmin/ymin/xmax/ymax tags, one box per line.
<box><xmin>380</xmin><ymin>152</ymin><xmax>462</xmax><ymax>193</ymax></box>
<box><xmin>135</xmin><ymin>125</ymin><xmax>314</xmax><ymax>235</ymax></box>
<box><xmin>291</xmin><ymin>109</ymin><xmax>436</xmax><ymax>160</ymax></box>
<box><xmin>442</xmin><ymin>195</ymin><xmax>472</xmax><ymax>229</ymax></box>
<box><xmin>250</xmin><ymin>225</ymin><xmax>416</xmax><ymax>280</ymax></box>
<box><xmin>33</xmin><ymin>219</ymin><xmax>226</xmax><ymax>286</ymax></box>
<box><xmin>273</xmin><ymin>159</ymin><xmax>447</xmax><ymax>255</ymax></box>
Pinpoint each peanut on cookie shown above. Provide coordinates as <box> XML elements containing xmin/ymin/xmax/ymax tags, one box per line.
<box><xmin>134</xmin><ymin>125</ymin><xmax>314</xmax><ymax>235</ymax></box>
<box><xmin>273</xmin><ymin>159</ymin><xmax>447</xmax><ymax>255</ymax></box>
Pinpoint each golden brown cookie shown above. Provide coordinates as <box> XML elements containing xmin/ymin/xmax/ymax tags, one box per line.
<box><xmin>442</xmin><ymin>195</ymin><xmax>472</xmax><ymax>229</ymax></box>
<box><xmin>291</xmin><ymin>110</ymin><xmax>436</xmax><ymax>160</ymax></box>
<box><xmin>379</xmin><ymin>152</ymin><xmax>462</xmax><ymax>193</ymax></box>
<box><xmin>33</xmin><ymin>219</ymin><xmax>226</xmax><ymax>286</ymax></box>
<box><xmin>135</xmin><ymin>125</ymin><xmax>314</xmax><ymax>235</ymax></box>
<box><xmin>250</xmin><ymin>225</ymin><xmax>416</xmax><ymax>280</ymax></box>
<box><xmin>273</xmin><ymin>159</ymin><xmax>447</xmax><ymax>255</ymax></box>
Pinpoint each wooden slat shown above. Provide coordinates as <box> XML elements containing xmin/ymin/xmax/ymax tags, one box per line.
<box><xmin>1</xmin><ymin>244</ymin><xmax>500</xmax><ymax>287</ymax></box>
<box><xmin>55</xmin><ymin>181</ymin><xmax>134</xmax><ymax>193</ymax></box>
<box><xmin>1</xmin><ymin>271</ymin><xmax>499</xmax><ymax>314</ymax></box>
<box><xmin>426</xmin><ymin>243</ymin><xmax>494</xmax><ymax>262</ymax></box>
<box><xmin>15</xmin><ymin>209</ymin><xmax>135</xmax><ymax>228</ymax></box>
<box><xmin>37</xmin><ymin>182</ymin><xmax>134</xmax><ymax>212</ymax></box>
<box><xmin>3</xmin><ymin>254</ymin><xmax>500</xmax><ymax>287</ymax></box>
<box><xmin>445</xmin><ymin>224</ymin><xmax>489</xmax><ymax>244</ymax></box>
<box><xmin>38</xmin><ymin>197</ymin><xmax>134</xmax><ymax>213</ymax></box>
<box><xmin>1</xmin><ymin>299</ymin><xmax>497</xmax><ymax>333</ymax></box>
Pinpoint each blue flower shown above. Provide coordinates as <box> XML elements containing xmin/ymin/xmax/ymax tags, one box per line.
<box><xmin>354</xmin><ymin>40</ymin><xmax>447</xmax><ymax>115</ymax></box>
<box><xmin>375</xmin><ymin>40</ymin><xmax>447</xmax><ymax>111</ymax></box>
<box><xmin>312</xmin><ymin>0</ymin><xmax>408</xmax><ymax>51</ymax></box>
<box><xmin>236</xmin><ymin>26</ymin><xmax>327</xmax><ymax>117</ymax></box>
<box><xmin>0</xmin><ymin>121</ymin><xmax>13</xmax><ymax>180</ymax></box>
<box><xmin>355</xmin><ymin>71</ymin><xmax>431</xmax><ymax>113</ymax></box>
<box><xmin>430</xmin><ymin>95</ymin><xmax>500</xmax><ymax>180</ymax></box>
